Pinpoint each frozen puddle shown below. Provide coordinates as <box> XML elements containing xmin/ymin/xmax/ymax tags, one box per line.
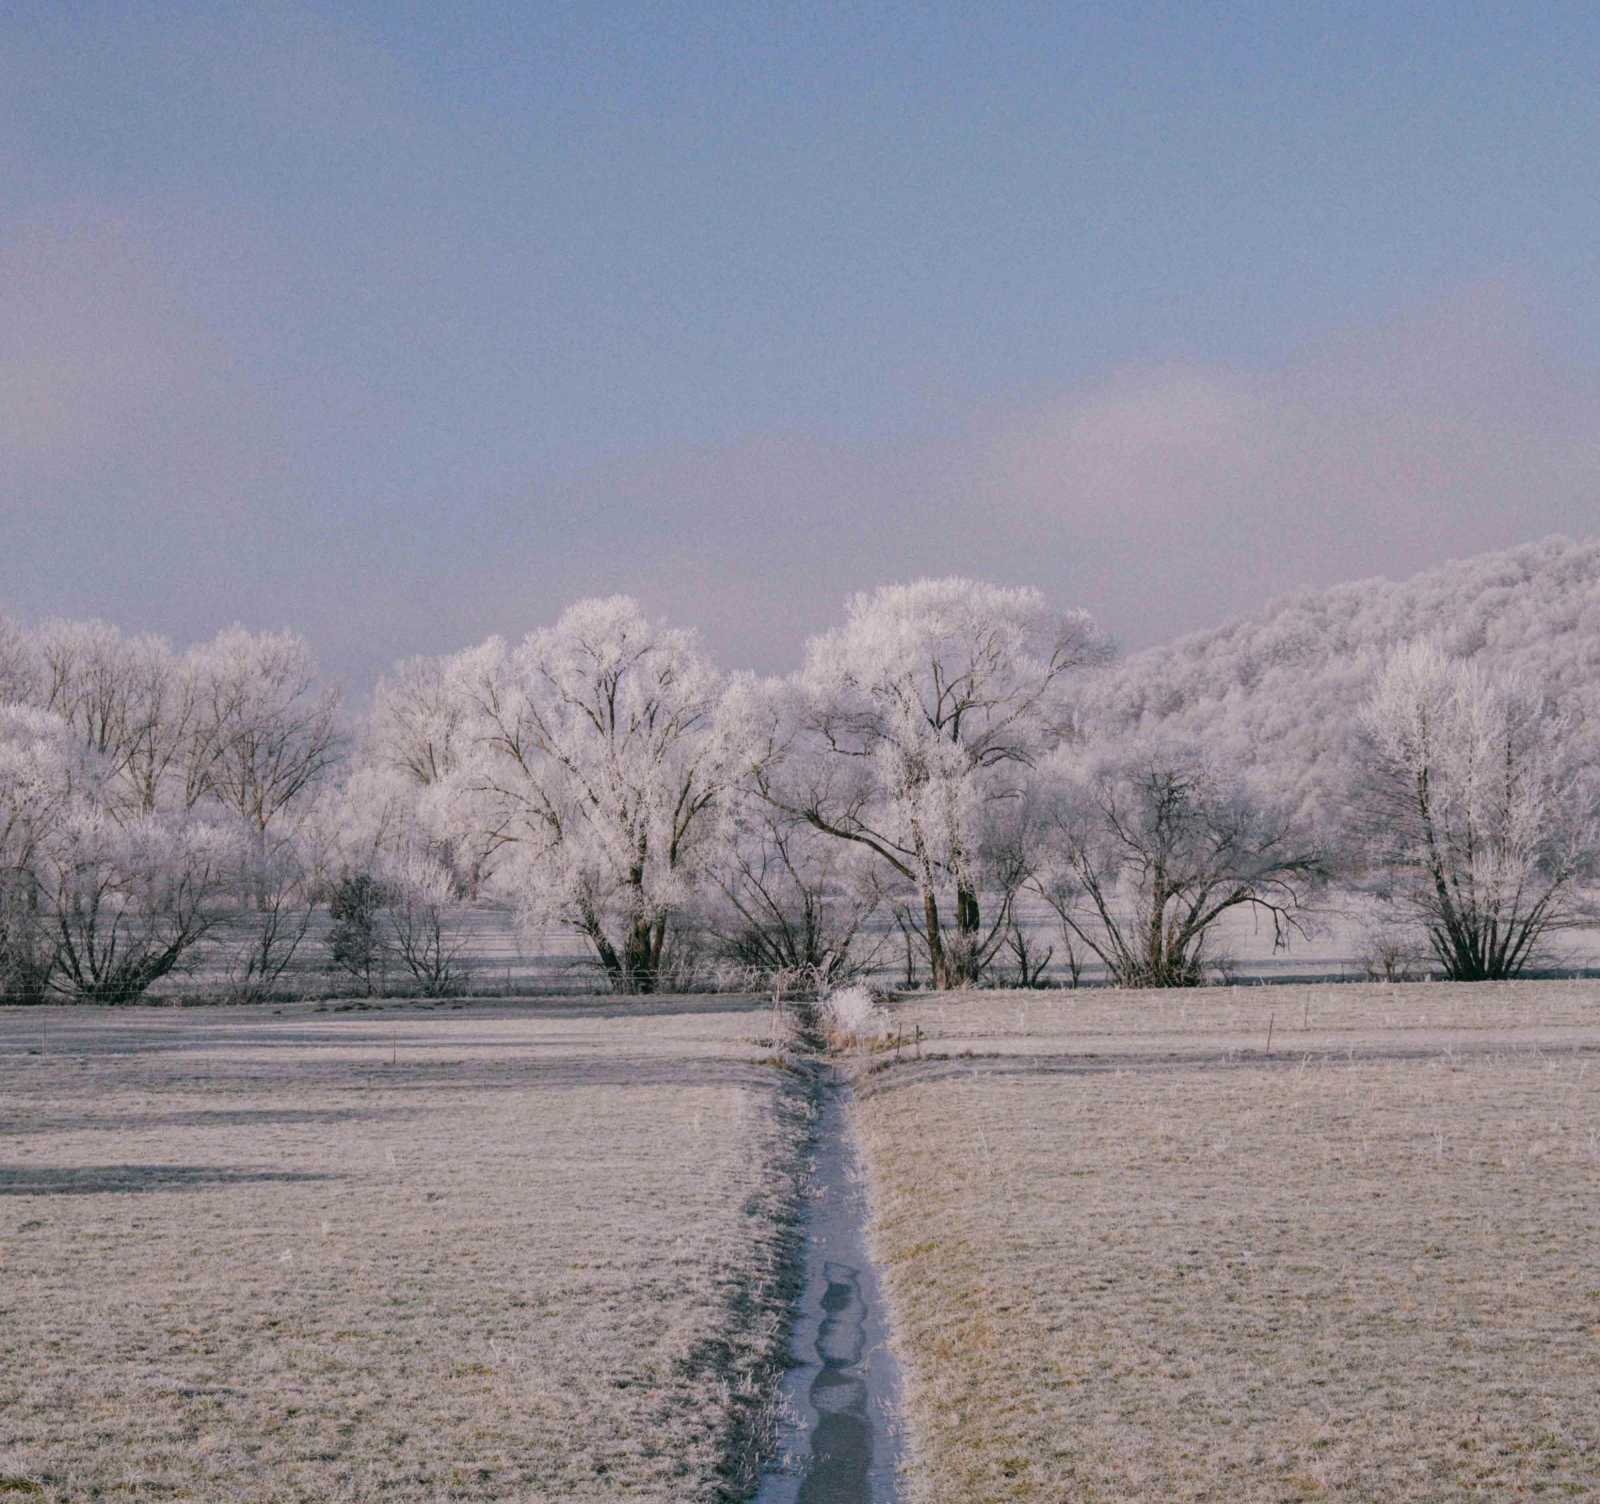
<box><xmin>755</xmin><ymin>1071</ymin><xmax>902</xmax><ymax>1504</ymax></box>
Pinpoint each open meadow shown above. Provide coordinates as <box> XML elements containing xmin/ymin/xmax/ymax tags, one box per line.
<box><xmin>856</xmin><ymin>982</ymin><xmax>1600</xmax><ymax>1502</ymax></box>
<box><xmin>0</xmin><ymin>998</ymin><xmax>805</xmax><ymax>1503</ymax></box>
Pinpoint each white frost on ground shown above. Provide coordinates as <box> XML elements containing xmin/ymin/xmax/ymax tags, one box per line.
<box><xmin>0</xmin><ymin>998</ymin><xmax>804</xmax><ymax>1503</ymax></box>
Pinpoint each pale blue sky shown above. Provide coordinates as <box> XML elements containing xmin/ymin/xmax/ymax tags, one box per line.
<box><xmin>4</xmin><ymin>2</ymin><xmax>1598</xmax><ymax>686</ymax></box>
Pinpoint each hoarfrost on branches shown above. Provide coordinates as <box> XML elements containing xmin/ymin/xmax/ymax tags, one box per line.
<box><xmin>1031</xmin><ymin>739</ymin><xmax>1326</xmax><ymax>988</ymax></box>
<box><xmin>764</xmin><ymin>578</ymin><xmax>1109</xmax><ymax>988</ymax></box>
<box><xmin>1354</xmin><ymin>640</ymin><xmax>1600</xmax><ymax>980</ymax></box>
<box><xmin>442</xmin><ymin>597</ymin><xmax>743</xmax><ymax>993</ymax></box>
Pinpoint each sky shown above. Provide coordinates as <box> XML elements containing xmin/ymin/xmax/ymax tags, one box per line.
<box><xmin>4</xmin><ymin>2</ymin><xmax>1599</xmax><ymax>690</ymax></box>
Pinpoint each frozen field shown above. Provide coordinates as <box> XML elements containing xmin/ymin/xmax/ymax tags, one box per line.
<box><xmin>855</xmin><ymin>982</ymin><xmax>1600</xmax><ymax>1502</ymax></box>
<box><xmin>7</xmin><ymin>982</ymin><xmax>1600</xmax><ymax>1504</ymax></box>
<box><xmin>0</xmin><ymin>999</ymin><xmax>804</xmax><ymax>1502</ymax></box>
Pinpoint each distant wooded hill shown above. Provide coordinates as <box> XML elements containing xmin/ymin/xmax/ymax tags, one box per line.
<box><xmin>1081</xmin><ymin>535</ymin><xmax>1600</xmax><ymax>826</ymax></box>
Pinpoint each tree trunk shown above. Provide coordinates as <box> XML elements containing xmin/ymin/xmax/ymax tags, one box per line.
<box><xmin>922</xmin><ymin>887</ymin><xmax>948</xmax><ymax>990</ymax></box>
<box><xmin>614</xmin><ymin>864</ymin><xmax>656</xmax><ymax>994</ymax></box>
<box><xmin>623</xmin><ymin>917</ymin><xmax>657</xmax><ymax>994</ymax></box>
<box><xmin>947</xmin><ymin>882</ymin><xmax>982</xmax><ymax>987</ymax></box>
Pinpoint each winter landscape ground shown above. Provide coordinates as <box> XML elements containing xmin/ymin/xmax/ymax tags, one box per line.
<box><xmin>0</xmin><ymin>998</ymin><xmax>804</xmax><ymax>1503</ymax></box>
<box><xmin>5</xmin><ymin>984</ymin><xmax>1597</xmax><ymax>1502</ymax></box>
<box><xmin>855</xmin><ymin>983</ymin><xmax>1600</xmax><ymax>1501</ymax></box>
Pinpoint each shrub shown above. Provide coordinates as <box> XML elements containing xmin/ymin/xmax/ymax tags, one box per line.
<box><xmin>816</xmin><ymin>981</ymin><xmax>886</xmax><ymax>1050</ymax></box>
<box><xmin>328</xmin><ymin>872</ymin><xmax>387</xmax><ymax>995</ymax></box>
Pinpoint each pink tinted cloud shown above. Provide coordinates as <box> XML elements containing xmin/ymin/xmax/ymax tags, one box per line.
<box><xmin>975</xmin><ymin>286</ymin><xmax>1600</xmax><ymax>636</ymax></box>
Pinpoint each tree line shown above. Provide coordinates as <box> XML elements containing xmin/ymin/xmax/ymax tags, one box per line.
<box><xmin>2</xmin><ymin>567</ymin><xmax>1596</xmax><ymax>1003</ymax></box>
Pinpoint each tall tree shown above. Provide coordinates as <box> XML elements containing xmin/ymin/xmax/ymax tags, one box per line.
<box><xmin>185</xmin><ymin>628</ymin><xmax>343</xmax><ymax>832</ymax></box>
<box><xmin>0</xmin><ymin>617</ymin><xmax>41</xmax><ymax>705</ymax></box>
<box><xmin>763</xmin><ymin>579</ymin><xmax>1109</xmax><ymax>988</ymax></box>
<box><xmin>0</xmin><ymin>706</ymin><xmax>85</xmax><ymax>1001</ymax></box>
<box><xmin>446</xmin><ymin>598</ymin><xmax>740</xmax><ymax>993</ymax></box>
<box><xmin>0</xmin><ymin>705</ymin><xmax>236</xmax><ymax>1004</ymax></box>
<box><xmin>363</xmin><ymin>651</ymin><xmax>487</xmax><ymax>894</ymax></box>
<box><xmin>368</xmin><ymin>652</ymin><xmax>472</xmax><ymax>789</ymax></box>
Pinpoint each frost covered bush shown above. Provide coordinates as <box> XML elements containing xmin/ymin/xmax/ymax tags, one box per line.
<box><xmin>42</xmin><ymin>809</ymin><xmax>237</xmax><ymax>1004</ymax></box>
<box><xmin>1</xmin><ymin>619</ymin><xmax>345</xmax><ymax>1004</ymax></box>
<box><xmin>1030</xmin><ymin>739</ymin><xmax>1326</xmax><ymax>988</ymax></box>
<box><xmin>1353</xmin><ymin>641</ymin><xmax>1600</xmax><ymax>980</ymax></box>
<box><xmin>817</xmin><ymin>980</ymin><xmax>886</xmax><ymax>1048</ymax></box>
<box><xmin>0</xmin><ymin>705</ymin><xmax>237</xmax><ymax>1003</ymax></box>
<box><xmin>704</xmin><ymin>801</ymin><xmax>888</xmax><ymax>985</ymax></box>
<box><xmin>378</xmin><ymin>848</ymin><xmax>473</xmax><ymax>997</ymax></box>
<box><xmin>1357</xmin><ymin>917</ymin><xmax>1431</xmax><ymax>982</ymax></box>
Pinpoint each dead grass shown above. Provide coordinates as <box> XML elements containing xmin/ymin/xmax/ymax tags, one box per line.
<box><xmin>855</xmin><ymin>982</ymin><xmax>1600</xmax><ymax>1502</ymax></box>
<box><xmin>0</xmin><ymin>998</ymin><xmax>804</xmax><ymax>1502</ymax></box>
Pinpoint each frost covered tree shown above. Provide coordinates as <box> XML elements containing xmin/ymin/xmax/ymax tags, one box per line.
<box><xmin>762</xmin><ymin>579</ymin><xmax>1108</xmax><ymax>988</ymax></box>
<box><xmin>378</xmin><ymin>844</ymin><xmax>471</xmax><ymax>996</ymax></box>
<box><xmin>0</xmin><ymin>617</ymin><xmax>41</xmax><ymax>705</ymax></box>
<box><xmin>1353</xmin><ymin>641</ymin><xmax>1599</xmax><ymax>980</ymax></box>
<box><xmin>0</xmin><ymin>620</ymin><xmax>345</xmax><ymax>1000</ymax></box>
<box><xmin>30</xmin><ymin>619</ymin><xmax>194</xmax><ymax>816</ymax></box>
<box><xmin>35</xmin><ymin>619</ymin><xmax>148</xmax><ymax>758</ymax></box>
<box><xmin>0</xmin><ymin>707</ymin><xmax>82</xmax><ymax>868</ymax></box>
<box><xmin>2</xmin><ymin>618</ymin><xmax>343</xmax><ymax>840</ymax></box>
<box><xmin>185</xmin><ymin>628</ymin><xmax>343</xmax><ymax>836</ymax></box>
<box><xmin>220</xmin><ymin>825</ymin><xmax>319</xmax><ymax>1001</ymax></box>
<box><xmin>445</xmin><ymin>598</ymin><xmax>740</xmax><ymax>993</ymax></box>
<box><xmin>0</xmin><ymin>707</ymin><xmax>86</xmax><ymax>1001</ymax></box>
<box><xmin>174</xmin><ymin>628</ymin><xmax>341</xmax><ymax>985</ymax></box>
<box><xmin>363</xmin><ymin>652</ymin><xmax>488</xmax><ymax>894</ymax></box>
<box><xmin>176</xmin><ymin>627</ymin><xmax>343</xmax><ymax>930</ymax></box>
<box><xmin>368</xmin><ymin>652</ymin><xmax>472</xmax><ymax>788</ymax></box>
<box><xmin>40</xmin><ymin>807</ymin><xmax>237</xmax><ymax>1004</ymax></box>
<box><xmin>705</xmin><ymin>799</ymin><xmax>887</xmax><ymax>983</ymax></box>
<box><xmin>0</xmin><ymin>706</ymin><xmax>236</xmax><ymax>1003</ymax></box>
<box><xmin>328</xmin><ymin>763</ymin><xmax>475</xmax><ymax>996</ymax></box>
<box><xmin>1032</xmin><ymin>741</ymin><xmax>1325</xmax><ymax>987</ymax></box>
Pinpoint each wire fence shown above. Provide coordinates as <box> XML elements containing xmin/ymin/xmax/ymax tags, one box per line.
<box><xmin>8</xmin><ymin>962</ymin><xmax>1600</xmax><ymax>1009</ymax></box>
<box><xmin>7</xmin><ymin>900</ymin><xmax>1600</xmax><ymax>1006</ymax></box>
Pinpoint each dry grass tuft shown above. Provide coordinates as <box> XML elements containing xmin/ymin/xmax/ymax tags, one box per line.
<box><xmin>815</xmin><ymin>982</ymin><xmax>892</xmax><ymax>1055</ymax></box>
<box><xmin>855</xmin><ymin>982</ymin><xmax>1600</xmax><ymax>1502</ymax></box>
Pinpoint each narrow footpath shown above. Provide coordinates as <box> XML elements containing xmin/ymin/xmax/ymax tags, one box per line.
<box><xmin>752</xmin><ymin>1055</ymin><xmax>904</xmax><ymax>1504</ymax></box>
